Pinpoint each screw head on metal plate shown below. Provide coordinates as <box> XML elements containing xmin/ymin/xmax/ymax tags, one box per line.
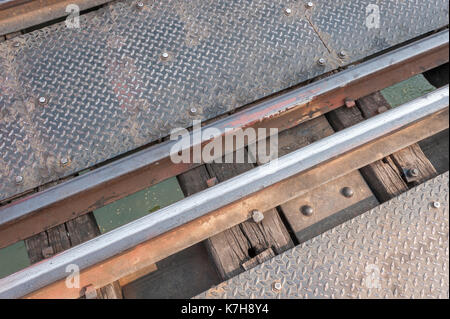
<box><xmin>301</xmin><ymin>205</ymin><xmax>314</xmax><ymax>216</ymax></box>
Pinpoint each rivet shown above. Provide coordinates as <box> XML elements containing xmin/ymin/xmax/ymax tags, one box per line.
<box><xmin>300</xmin><ymin>205</ymin><xmax>314</xmax><ymax>216</ymax></box>
<box><xmin>341</xmin><ymin>186</ymin><xmax>354</xmax><ymax>198</ymax></box>
<box><xmin>338</xmin><ymin>50</ymin><xmax>347</xmax><ymax>58</ymax></box>
<box><xmin>317</xmin><ymin>58</ymin><xmax>326</xmax><ymax>66</ymax></box>
<box><xmin>407</xmin><ymin>168</ymin><xmax>419</xmax><ymax>178</ymax></box>
<box><xmin>272</xmin><ymin>282</ymin><xmax>282</xmax><ymax>292</ymax></box>
<box><xmin>306</xmin><ymin>2</ymin><xmax>314</xmax><ymax>8</ymax></box>
<box><xmin>251</xmin><ymin>210</ymin><xmax>264</xmax><ymax>223</ymax></box>
<box><xmin>189</xmin><ymin>107</ymin><xmax>198</xmax><ymax>116</ymax></box>
<box><xmin>60</xmin><ymin>157</ymin><xmax>69</xmax><ymax>166</ymax></box>
<box><xmin>432</xmin><ymin>201</ymin><xmax>441</xmax><ymax>209</ymax></box>
<box><xmin>284</xmin><ymin>8</ymin><xmax>292</xmax><ymax>15</ymax></box>
<box><xmin>161</xmin><ymin>52</ymin><xmax>170</xmax><ymax>60</ymax></box>
<box><xmin>15</xmin><ymin>175</ymin><xmax>23</xmax><ymax>184</ymax></box>
<box><xmin>38</xmin><ymin>96</ymin><xmax>47</xmax><ymax>104</ymax></box>
<box><xmin>136</xmin><ymin>1</ymin><xmax>144</xmax><ymax>9</ymax></box>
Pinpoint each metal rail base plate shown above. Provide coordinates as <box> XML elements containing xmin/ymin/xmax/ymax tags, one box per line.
<box><xmin>0</xmin><ymin>0</ymin><xmax>448</xmax><ymax>200</ymax></box>
<box><xmin>197</xmin><ymin>172</ymin><xmax>449</xmax><ymax>299</ymax></box>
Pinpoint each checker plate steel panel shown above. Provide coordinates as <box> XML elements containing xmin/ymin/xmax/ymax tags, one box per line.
<box><xmin>0</xmin><ymin>0</ymin><xmax>448</xmax><ymax>200</ymax></box>
<box><xmin>197</xmin><ymin>173</ymin><xmax>449</xmax><ymax>299</ymax></box>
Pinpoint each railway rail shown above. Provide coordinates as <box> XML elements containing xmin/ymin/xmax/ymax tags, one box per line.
<box><xmin>0</xmin><ymin>0</ymin><xmax>449</xmax><ymax>299</ymax></box>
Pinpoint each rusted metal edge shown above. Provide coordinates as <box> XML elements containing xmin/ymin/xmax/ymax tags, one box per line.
<box><xmin>22</xmin><ymin>104</ymin><xmax>450</xmax><ymax>299</ymax></box>
<box><xmin>0</xmin><ymin>30</ymin><xmax>448</xmax><ymax>249</ymax></box>
<box><xmin>0</xmin><ymin>87</ymin><xmax>448</xmax><ymax>299</ymax></box>
<box><xmin>0</xmin><ymin>0</ymin><xmax>112</xmax><ymax>35</ymax></box>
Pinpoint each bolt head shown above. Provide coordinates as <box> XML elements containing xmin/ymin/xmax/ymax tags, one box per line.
<box><xmin>306</xmin><ymin>2</ymin><xmax>314</xmax><ymax>8</ymax></box>
<box><xmin>189</xmin><ymin>107</ymin><xmax>198</xmax><ymax>115</ymax></box>
<box><xmin>338</xmin><ymin>50</ymin><xmax>347</xmax><ymax>58</ymax></box>
<box><xmin>272</xmin><ymin>282</ymin><xmax>282</xmax><ymax>292</ymax></box>
<box><xmin>301</xmin><ymin>205</ymin><xmax>314</xmax><ymax>216</ymax></box>
<box><xmin>284</xmin><ymin>8</ymin><xmax>292</xmax><ymax>15</ymax></box>
<box><xmin>38</xmin><ymin>96</ymin><xmax>47</xmax><ymax>104</ymax></box>
<box><xmin>60</xmin><ymin>157</ymin><xmax>69</xmax><ymax>166</ymax></box>
<box><xmin>15</xmin><ymin>175</ymin><xmax>23</xmax><ymax>184</ymax></box>
<box><xmin>161</xmin><ymin>52</ymin><xmax>169</xmax><ymax>60</ymax></box>
<box><xmin>342</xmin><ymin>186</ymin><xmax>354</xmax><ymax>198</ymax></box>
<box><xmin>408</xmin><ymin>168</ymin><xmax>419</xmax><ymax>177</ymax></box>
<box><xmin>317</xmin><ymin>58</ymin><xmax>326</xmax><ymax>66</ymax></box>
<box><xmin>136</xmin><ymin>1</ymin><xmax>144</xmax><ymax>8</ymax></box>
<box><xmin>252</xmin><ymin>210</ymin><xmax>264</xmax><ymax>223</ymax></box>
<box><xmin>432</xmin><ymin>201</ymin><xmax>441</xmax><ymax>209</ymax></box>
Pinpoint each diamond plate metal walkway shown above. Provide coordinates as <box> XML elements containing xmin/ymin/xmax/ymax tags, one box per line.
<box><xmin>197</xmin><ymin>172</ymin><xmax>449</xmax><ymax>299</ymax></box>
<box><xmin>0</xmin><ymin>0</ymin><xmax>448</xmax><ymax>200</ymax></box>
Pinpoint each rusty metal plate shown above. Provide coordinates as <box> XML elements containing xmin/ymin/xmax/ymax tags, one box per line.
<box><xmin>0</xmin><ymin>0</ymin><xmax>448</xmax><ymax>201</ymax></box>
<box><xmin>197</xmin><ymin>172</ymin><xmax>449</xmax><ymax>299</ymax></box>
<box><xmin>280</xmin><ymin>170</ymin><xmax>379</xmax><ymax>243</ymax></box>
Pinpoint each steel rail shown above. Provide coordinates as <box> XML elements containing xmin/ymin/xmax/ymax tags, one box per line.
<box><xmin>0</xmin><ymin>30</ymin><xmax>448</xmax><ymax>249</ymax></box>
<box><xmin>0</xmin><ymin>85</ymin><xmax>448</xmax><ymax>299</ymax></box>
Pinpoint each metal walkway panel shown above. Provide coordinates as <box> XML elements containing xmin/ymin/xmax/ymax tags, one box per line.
<box><xmin>197</xmin><ymin>172</ymin><xmax>449</xmax><ymax>299</ymax></box>
<box><xmin>0</xmin><ymin>0</ymin><xmax>448</xmax><ymax>200</ymax></box>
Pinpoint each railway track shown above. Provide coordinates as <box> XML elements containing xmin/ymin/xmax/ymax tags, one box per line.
<box><xmin>0</xmin><ymin>0</ymin><xmax>449</xmax><ymax>300</ymax></box>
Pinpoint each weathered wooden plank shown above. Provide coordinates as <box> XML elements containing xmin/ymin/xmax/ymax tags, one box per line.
<box><xmin>241</xmin><ymin>248</ymin><xmax>275</xmax><ymax>271</ymax></box>
<box><xmin>25</xmin><ymin>213</ymin><xmax>123</xmax><ymax>299</ymax></box>
<box><xmin>390</xmin><ymin>144</ymin><xmax>437</xmax><ymax>186</ymax></box>
<box><xmin>327</xmin><ymin>95</ymin><xmax>409</xmax><ymax>200</ymax></box>
<box><xmin>65</xmin><ymin>214</ymin><xmax>99</xmax><ymax>245</ymax></box>
<box><xmin>328</xmin><ymin>91</ymin><xmax>437</xmax><ymax>201</ymax></box>
<box><xmin>178</xmin><ymin>152</ymin><xmax>294</xmax><ymax>280</ymax></box>
<box><xmin>97</xmin><ymin>281</ymin><xmax>123</xmax><ymax>299</ymax></box>
<box><xmin>358</xmin><ymin>157</ymin><xmax>408</xmax><ymax>202</ymax></box>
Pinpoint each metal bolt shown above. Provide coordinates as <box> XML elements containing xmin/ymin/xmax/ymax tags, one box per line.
<box><xmin>344</xmin><ymin>98</ymin><xmax>356</xmax><ymax>108</ymax></box>
<box><xmin>338</xmin><ymin>50</ymin><xmax>347</xmax><ymax>58</ymax></box>
<box><xmin>15</xmin><ymin>175</ymin><xmax>23</xmax><ymax>184</ymax></box>
<box><xmin>306</xmin><ymin>2</ymin><xmax>314</xmax><ymax>8</ymax></box>
<box><xmin>161</xmin><ymin>52</ymin><xmax>169</xmax><ymax>60</ymax></box>
<box><xmin>272</xmin><ymin>282</ymin><xmax>282</xmax><ymax>292</ymax></box>
<box><xmin>341</xmin><ymin>186</ymin><xmax>354</xmax><ymax>198</ymax></box>
<box><xmin>251</xmin><ymin>210</ymin><xmax>264</xmax><ymax>223</ymax></box>
<box><xmin>136</xmin><ymin>1</ymin><xmax>144</xmax><ymax>9</ymax></box>
<box><xmin>189</xmin><ymin>107</ymin><xmax>198</xmax><ymax>116</ymax></box>
<box><xmin>60</xmin><ymin>157</ymin><xmax>69</xmax><ymax>166</ymax></box>
<box><xmin>432</xmin><ymin>201</ymin><xmax>441</xmax><ymax>209</ymax></box>
<box><xmin>284</xmin><ymin>8</ymin><xmax>292</xmax><ymax>15</ymax></box>
<box><xmin>407</xmin><ymin>168</ymin><xmax>419</xmax><ymax>178</ymax></box>
<box><xmin>317</xmin><ymin>58</ymin><xmax>326</xmax><ymax>66</ymax></box>
<box><xmin>300</xmin><ymin>205</ymin><xmax>314</xmax><ymax>216</ymax></box>
<box><xmin>38</xmin><ymin>96</ymin><xmax>47</xmax><ymax>104</ymax></box>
